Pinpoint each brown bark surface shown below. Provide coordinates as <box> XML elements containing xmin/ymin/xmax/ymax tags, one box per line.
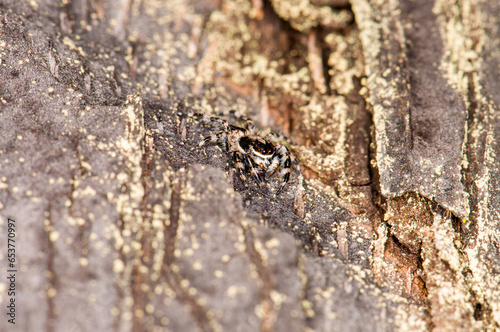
<box><xmin>0</xmin><ymin>0</ymin><xmax>499</xmax><ymax>331</ymax></box>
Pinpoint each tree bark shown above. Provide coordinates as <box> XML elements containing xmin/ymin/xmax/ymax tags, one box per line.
<box><xmin>0</xmin><ymin>0</ymin><xmax>499</xmax><ymax>331</ymax></box>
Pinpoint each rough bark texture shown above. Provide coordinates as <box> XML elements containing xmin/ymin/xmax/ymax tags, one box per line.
<box><xmin>0</xmin><ymin>0</ymin><xmax>499</xmax><ymax>331</ymax></box>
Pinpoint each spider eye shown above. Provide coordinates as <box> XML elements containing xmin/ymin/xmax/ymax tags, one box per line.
<box><xmin>253</xmin><ymin>141</ymin><xmax>275</xmax><ymax>155</ymax></box>
<box><xmin>239</xmin><ymin>137</ymin><xmax>275</xmax><ymax>155</ymax></box>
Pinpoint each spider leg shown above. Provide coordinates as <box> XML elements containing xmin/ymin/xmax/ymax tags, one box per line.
<box><xmin>241</xmin><ymin>115</ymin><xmax>255</xmax><ymax>132</ymax></box>
<box><xmin>264</xmin><ymin>135</ymin><xmax>301</xmax><ymax>194</ymax></box>
<box><xmin>199</xmin><ymin>132</ymin><xmax>229</xmax><ymax>150</ymax></box>
<box><xmin>268</xmin><ymin>143</ymin><xmax>297</xmax><ymax>196</ymax></box>
<box><xmin>266</xmin><ymin>144</ymin><xmax>288</xmax><ymax>179</ymax></box>
<box><xmin>275</xmin><ymin>155</ymin><xmax>292</xmax><ymax>196</ymax></box>
<box><xmin>194</xmin><ymin>112</ymin><xmax>231</xmax><ymax>131</ymax></box>
<box><xmin>233</xmin><ymin>152</ymin><xmax>249</xmax><ymax>184</ymax></box>
<box><xmin>245</xmin><ymin>155</ymin><xmax>265</xmax><ymax>187</ymax></box>
<box><xmin>228</xmin><ymin>110</ymin><xmax>256</xmax><ymax>133</ymax></box>
<box><xmin>276</xmin><ymin>169</ymin><xmax>291</xmax><ymax>196</ymax></box>
<box><xmin>291</xmin><ymin>153</ymin><xmax>300</xmax><ymax>172</ymax></box>
<box><xmin>266</xmin><ymin>131</ymin><xmax>294</xmax><ymax>147</ymax></box>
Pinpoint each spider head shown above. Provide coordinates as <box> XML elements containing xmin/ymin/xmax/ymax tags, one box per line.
<box><xmin>239</xmin><ymin>136</ymin><xmax>275</xmax><ymax>158</ymax></box>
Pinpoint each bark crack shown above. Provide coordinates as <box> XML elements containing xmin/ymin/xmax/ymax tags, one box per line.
<box><xmin>243</xmin><ymin>226</ymin><xmax>276</xmax><ymax>332</ymax></box>
<box><xmin>161</xmin><ymin>179</ymin><xmax>215</xmax><ymax>332</ymax></box>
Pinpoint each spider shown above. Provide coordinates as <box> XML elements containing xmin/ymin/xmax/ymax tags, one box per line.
<box><xmin>194</xmin><ymin>112</ymin><xmax>300</xmax><ymax>196</ymax></box>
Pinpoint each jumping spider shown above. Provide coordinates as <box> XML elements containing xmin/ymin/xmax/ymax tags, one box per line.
<box><xmin>194</xmin><ymin>112</ymin><xmax>300</xmax><ymax>196</ymax></box>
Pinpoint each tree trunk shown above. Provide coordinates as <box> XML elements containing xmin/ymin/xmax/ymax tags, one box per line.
<box><xmin>0</xmin><ymin>0</ymin><xmax>499</xmax><ymax>331</ymax></box>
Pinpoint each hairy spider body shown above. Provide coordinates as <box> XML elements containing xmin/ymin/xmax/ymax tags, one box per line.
<box><xmin>196</xmin><ymin>113</ymin><xmax>299</xmax><ymax>195</ymax></box>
